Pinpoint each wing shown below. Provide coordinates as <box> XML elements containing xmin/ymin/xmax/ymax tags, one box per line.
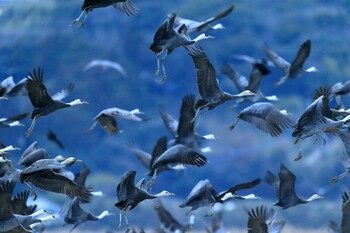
<box><xmin>113</xmin><ymin>0</ymin><xmax>139</xmax><ymax>16</ymax></box>
<box><xmin>74</xmin><ymin>164</ymin><xmax>90</xmax><ymax>187</ymax></box>
<box><xmin>150</xmin><ymin>136</ymin><xmax>168</xmax><ymax>168</ymax></box>
<box><xmin>247</xmin><ymin>205</ymin><xmax>268</xmax><ymax>233</ymax></box>
<box><xmin>158</xmin><ymin>105</ymin><xmax>179</xmax><ymax>138</ymax></box>
<box><xmin>177</xmin><ymin>94</ymin><xmax>196</xmax><ymax>138</ymax></box>
<box><xmin>219</xmin><ymin>178</ymin><xmax>261</xmax><ymax>199</ymax></box>
<box><xmin>26</xmin><ymin>68</ymin><xmax>55</xmax><ymax>108</ymax></box>
<box><xmin>152</xmin><ymin>144</ymin><xmax>207</xmax><ymax>170</ymax></box>
<box><xmin>342</xmin><ymin>190</ymin><xmax>350</xmax><ymax>233</ymax></box>
<box><xmin>220</xmin><ymin>62</ymin><xmax>248</xmax><ymax>92</ymax></box>
<box><xmin>97</xmin><ymin>114</ymin><xmax>119</xmax><ymax>135</ymax></box>
<box><xmin>0</xmin><ymin>180</ymin><xmax>15</xmax><ymax>221</ymax></box>
<box><xmin>21</xmin><ymin>170</ymin><xmax>92</xmax><ymax>201</ymax></box>
<box><xmin>187</xmin><ymin>45</ymin><xmax>223</xmax><ymax>100</ymax></box>
<box><xmin>11</xmin><ymin>190</ymin><xmax>37</xmax><ymax>215</ymax></box>
<box><xmin>278</xmin><ymin>164</ymin><xmax>299</xmax><ymax>203</ymax></box>
<box><xmin>289</xmin><ymin>40</ymin><xmax>311</xmax><ymax>76</ymax></box>
<box><xmin>199</xmin><ymin>3</ymin><xmax>235</xmax><ymax>27</ymax></box>
<box><xmin>51</xmin><ymin>83</ymin><xmax>74</xmax><ymax>101</ymax></box>
<box><xmin>263</xmin><ymin>44</ymin><xmax>290</xmax><ymax>74</ymax></box>
<box><xmin>154</xmin><ymin>200</ymin><xmax>184</xmax><ymax>231</ymax></box>
<box><xmin>116</xmin><ymin>170</ymin><xmax>136</xmax><ymax>201</ymax></box>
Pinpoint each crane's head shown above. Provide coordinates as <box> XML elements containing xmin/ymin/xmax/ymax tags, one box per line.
<box><xmin>68</xmin><ymin>99</ymin><xmax>89</xmax><ymax>106</ymax></box>
<box><xmin>156</xmin><ymin>190</ymin><xmax>175</xmax><ymax>197</ymax></box>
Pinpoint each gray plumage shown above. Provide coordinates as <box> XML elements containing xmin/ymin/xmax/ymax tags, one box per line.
<box><xmin>263</xmin><ymin>39</ymin><xmax>317</xmax><ymax>86</ymax></box>
<box><xmin>247</xmin><ymin>205</ymin><xmax>285</xmax><ymax>233</ymax></box>
<box><xmin>173</xmin><ymin>4</ymin><xmax>235</xmax><ymax>33</ymax></box>
<box><xmin>230</xmin><ymin>102</ymin><xmax>293</xmax><ymax>137</ymax></box>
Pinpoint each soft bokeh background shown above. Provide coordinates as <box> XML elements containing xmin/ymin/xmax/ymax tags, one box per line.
<box><xmin>1</xmin><ymin>0</ymin><xmax>350</xmax><ymax>232</ymax></box>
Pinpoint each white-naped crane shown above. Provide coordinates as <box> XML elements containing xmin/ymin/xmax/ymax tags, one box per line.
<box><xmin>292</xmin><ymin>95</ymin><xmax>350</xmax><ymax>160</ymax></box>
<box><xmin>72</xmin><ymin>0</ymin><xmax>139</xmax><ymax>28</ymax></box>
<box><xmin>88</xmin><ymin>107</ymin><xmax>148</xmax><ymax>135</ymax></box>
<box><xmin>0</xmin><ymin>112</ymin><xmax>28</xmax><ymax>129</ymax></box>
<box><xmin>263</xmin><ymin>39</ymin><xmax>318</xmax><ymax>86</ymax></box>
<box><xmin>229</xmin><ymin>102</ymin><xmax>293</xmax><ymax>137</ymax></box>
<box><xmin>247</xmin><ymin>205</ymin><xmax>286</xmax><ymax>233</ymax></box>
<box><xmin>186</xmin><ymin>45</ymin><xmax>255</xmax><ymax>121</ymax></box>
<box><xmin>264</xmin><ymin>163</ymin><xmax>322</xmax><ymax>209</ymax></box>
<box><xmin>180</xmin><ymin>178</ymin><xmax>261</xmax><ymax>215</ymax></box>
<box><xmin>64</xmin><ymin>197</ymin><xmax>113</xmax><ymax>232</ymax></box>
<box><xmin>115</xmin><ymin>170</ymin><xmax>174</xmax><ymax>229</ymax></box>
<box><xmin>150</xmin><ymin>13</ymin><xmax>214</xmax><ymax>82</ymax></box>
<box><xmin>173</xmin><ymin>3</ymin><xmax>235</xmax><ymax>33</ymax></box>
<box><xmin>19</xmin><ymin>157</ymin><xmax>92</xmax><ymax>201</ymax></box>
<box><xmin>25</xmin><ymin>68</ymin><xmax>88</xmax><ymax>137</ymax></box>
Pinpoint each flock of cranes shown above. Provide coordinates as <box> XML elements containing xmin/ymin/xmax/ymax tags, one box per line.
<box><xmin>1</xmin><ymin>0</ymin><xmax>350</xmax><ymax>232</ymax></box>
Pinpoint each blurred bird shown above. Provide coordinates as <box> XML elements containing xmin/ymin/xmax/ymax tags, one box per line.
<box><xmin>331</xmin><ymin>127</ymin><xmax>350</xmax><ymax>183</ymax></box>
<box><xmin>154</xmin><ymin>200</ymin><xmax>193</xmax><ymax>232</ymax></box>
<box><xmin>247</xmin><ymin>205</ymin><xmax>285</xmax><ymax>233</ymax></box>
<box><xmin>47</xmin><ymin>129</ymin><xmax>64</xmax><ymax>150</ymax></box>
<box><xmin>88</xmin><ymin>107</ymin><xmax>148</xmax><ymax>135</ymax></box>
<box><xmin>328</xmin><ymin>189</ymin><xmax>350</xmax><ymax>233</ymax></box>
<box><xmin>0</xmin><ymin>76</ymin><xmax>27</xmax><ymax>98</ymax></box>
<box><xmin>150</xmin><ymin>13</ymin><xmax>214</xmax><ymax>82</ymax></box>
<box><xmin>264</xmin><ymin>163</ymin><xmax>322</xmax><ymax>209</ymax></box>
<box><xmin>229</xmin><ymin>102</ymin><xmax>293</xmax><ymax>137</ymax></box>
<box><xmin>72</xmin><ymin>0</ymin><xmax>139</xmax><ymax>28</ymax></box>
<box><xmin>221</xmin><ymin>59</ymin><xmax>277</xmax><ymax>106</ymax></box>
<box><xmin>18</xmin><ymin>142</ymin><xmax>49</xmax><ymax>167</ymax></box>
<box><xmin>64</xmin><ymin>197</ymin><xmax>113</xmax><ymax>232</ymax></box>
<box><xmin>263</xmin><ymin>39</ymin><xmax>318</xmax><ymax>86</ymax></box>
<box><xmin>25</xmin><ymin>68</ymin><xmax>88</xmax><ymax>137</ymax></box>
<box><xmin>0</xmin><ymin>112</ymin><xmax>28</xmax><ymax>128</ymax></box>
<box><xmin>115</xmin><ymin>170</ymin><xmax>174</xmax><ymax>229</ymax></box>
<box><xmin>83</xmin><ymin>59</ymin><xmax>127</xmax><ymax>77</ymax></box>
<box><xmin>173</xmin><ymin>3</ymin><xmax>235</xmax><ymax>33</ymax></box>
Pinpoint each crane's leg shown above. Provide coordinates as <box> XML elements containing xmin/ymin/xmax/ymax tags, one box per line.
<box><xmin>294</xmin><ymin>140</ymin><xmax>303</xmax><ymax>161</ymax></box>
<box><xmin>159</xmin><ymin>54</ymin><xmax>168</xmax><ymax>83</ymax></box>
<box><xmin>155</xmin><ymin>55</ymin><xmax>161</xmax><ymax>76</ymax></box>
<box><xmin>118</xmin><ymin>211</ymin><xmax>122</xmax><ymax>229</ymax></box>
<box><xmin>148</xmin><ymin>169</ymin><xmax>158</xmax><ymax>188</ymax></box>
<box><xmin>228</xmin><ymin>118</ymin><xmax>240</xmax><ymax>131</ymax></box>
<box><xmin>79</xmin><ymin>11</ymin><xmax>89</xmax><ymax>29</ymax></box>
<box><xmin>25</xmin><ymin>115</ymin><xmax>41</xmax><ymax>137</ymax></box>
<box><xmin>331</xmin><ymin>171</ymin><xmax>348</xmax><ymax>183</ymax></box>
<box><xmin>87</xmin><ymin>121</ymin><xmax>97</xmax><ymax>132</ymax></box>
<box><xmin>71</xmin><ymin>11</ymin><xmax>85</xmax><ymax>26</ymax></box>
<box><xmin>69</xmin><ymin>224</ymin><xmax>79</xmax><ymax>233</ymax></box>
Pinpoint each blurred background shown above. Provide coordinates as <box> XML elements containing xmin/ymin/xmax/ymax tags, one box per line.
<box><xmin>0</xmin><ymin>0</ymin><xmax>350</xmax><ymax>232</ymax></box>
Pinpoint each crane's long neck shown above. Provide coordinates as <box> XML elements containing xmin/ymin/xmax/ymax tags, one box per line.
<box><xmin>96</xmin><ymin>211</ymin><xmax>110</xmax><ymax>219</ymax></box>
<box><xmin>192</xmin><ymin>33</ymin><xmax>212</xmax><ymax>43</ymax></box>
<box><xmin>306</xmin><ymin>194</ymin><xmax>320</xmax><ymax>202</ymax></box>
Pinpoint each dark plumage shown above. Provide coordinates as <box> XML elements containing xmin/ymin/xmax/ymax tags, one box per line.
<box><xmin>72</xmin><ymin>0</ymin><xmax>139</xmax><ymax>28</ymax></box>
<box><xmin>150</xmin><ymin>13</ymin><xmax>213</xmax><ymax>82</ymax></box>
<box><xmin>47</xmin><ymin>129</ymin><xmax>64</xmax><ymax>150</ymax></box>
<box><xmin>264</xmin><ymin>163</ymin><xmax>322</xmax><ymax>209</ymax></box>
<box><xmin>25</xmin><ymin>68</ymin><xmax>88</xmax><ymax>137</ymax></box>
<box><xmin>115</xmin><ymin>170</ymin><xmax>174</xmax><ymax>228</ymax></box>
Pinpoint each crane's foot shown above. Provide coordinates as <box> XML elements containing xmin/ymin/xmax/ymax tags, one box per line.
<box><xmin>159</xmin><ymin>75</ymin><xmax>166</xmax><ymax>83</ymax></box>
<box><xmin>294</xmin><ymin>151</ymin><xmax>302</xmax><ymax>161</ymax></box>
<box><xmin>25</xmin><ymin>129</ymin><xmax>32</xmax><ymax>137</ymax></box>
<box><xmin>78</xmin><ymin>23</ymin><xmax>85</xmax><ymax>29</ymax></box>
<box><xmin>30</xmin><ymin>190</ymin><xmax>38</xmax><ymax>201</ymax></box>
<box><xmin>148</xmin><ymin>179</ymin><xmax>155</xmax><ymax>188</ymax></box>
<box><xmin>154</xmin><ymin>69</ymin><xmax>160</xmax><ymax>76</ymax></box>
